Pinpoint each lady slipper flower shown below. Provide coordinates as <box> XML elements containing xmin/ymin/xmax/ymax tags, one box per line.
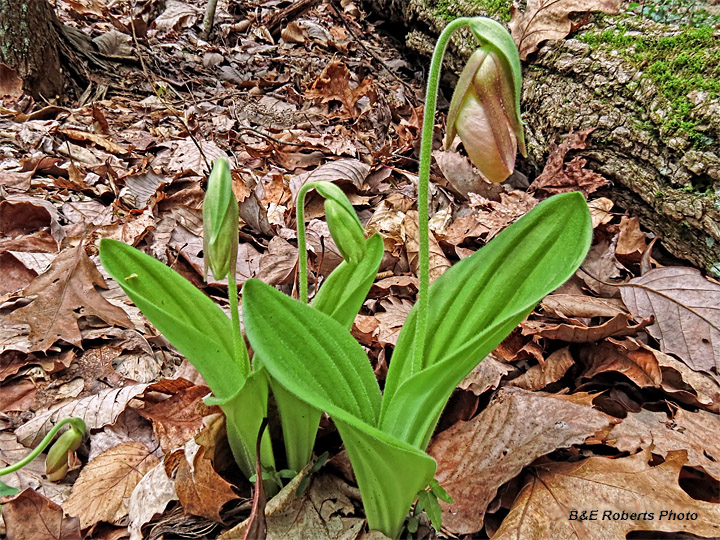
<box><xmin>445</xmin><ymin>43</ymin><xmax>527</xmax><ymax>183</ymax></box>
<box><xmin>203</xmin><ymin>158</ymin><xmax>239</xmax><ymax>280</ymax></box>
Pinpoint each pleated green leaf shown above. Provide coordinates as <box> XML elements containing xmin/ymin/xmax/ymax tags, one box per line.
<box><xmin>99</xmin><ymin>239</ymin><xmax>245</xmax><ymax>399</ymax></box>
<box><xmin>380</xmin><ymin>192</ymin><xmax>592</xmax><ymax>441</ymax></box>
<box><xmin>335</xmin><ymin>419</ymin><xmax>436</xmax><ymax>538</ymax></box>
<box><xmin>243</xmin><ymin>278</ymin><xmax>381</xmax><ymax>425</ymax></box>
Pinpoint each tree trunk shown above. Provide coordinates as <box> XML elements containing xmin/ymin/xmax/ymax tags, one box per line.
<box><xmin>0</xmin><ymin>0</ymin><xmax>64</xmax><ymax>99</ymax></box>
<box><xmin>363</xmin><ymin>0</ymin><xmax>720</xmax><ymax>275</ymax></box>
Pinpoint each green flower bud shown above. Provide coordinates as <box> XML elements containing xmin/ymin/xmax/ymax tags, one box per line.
<box><xmin>313</xmin><ymin>182</ymin><xmax>366</xmax><ymax>264</ymax></box>
<box><xmin>445</xmin><ymin>19</ymin><xmax>526</xmax><ymax>183</ymax></box>
<box><xmin>45</xmin><ymin>421</ymin><xmax>85</xmax><ymax>482</ymax></box>
<box><xmin>203</xmin><ymin>158</ymin><xmax>239</xmax><ymax>280</ymax></box>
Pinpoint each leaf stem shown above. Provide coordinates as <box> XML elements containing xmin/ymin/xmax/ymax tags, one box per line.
<box><xmin>228</xmin><ymin>257</ymin><xmax>250</xmax><ymax>377</ymax></box>
<box><xmin>414</xmin><ymin>17</ymin><xmax>472</xmax><ymax>374</ymax></box>
<box><xmin>0</xmin><ymin>418</ymin><xmax>85</xmax><ymax>477</ymax></box>
<box><xmin>296</xmin><ymin>182</ymin><xmax>320</xmax><ymax>304</ymax></box>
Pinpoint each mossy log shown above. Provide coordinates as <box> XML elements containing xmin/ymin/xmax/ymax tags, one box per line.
<box><xmin>363</xmin><ymin>0</ymin><xmax>720</xmax><ymax>275</ymax></box>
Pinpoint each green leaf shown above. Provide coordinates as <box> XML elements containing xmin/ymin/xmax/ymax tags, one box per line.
<box><xmin>205</xmin><ymin>369</ymin><xmax>275</xmax><ymax>482</ymax></box>
<box><xmin>381</xmin><ymin>192</ymin><xmax>592</xmax><ymax>446</ymax></box>
<box><xmin>243</xmin><ymin>278</ymin><xmax>435</xmax><ymax>538</ymax></box>
<box><xmin>429</xmin><ymin>478</ymin><xmax>454</xmax><ymax>503</ymax></box>
<box><xmin>0</xmin><ymin>481</ymin><xmax>19</xmax><ymax>498</ymax></box>
<box><xmin>311</xmin><ymin>233</ymin><xmax>384</xmax><ymax>329</ymax></box>
<box><xmin>99</xmin><ymin>239</ymin><xmax>247</xmax><ymax>398</ymax></box>
<box><xmin>243</xmin><ymin>279</ymin><xmax>381</xmax><ymax>425</ymax></box>
<box><xmin>268</xmin><ymin>234</ymin><xmax>382</xmax><ymax>472</ymax></box>
<box><xmin>417</xmin><ymin>489</ymin><xmax>443</xmax><ymax>531</ymax></box>
<box><xmin>335</xmin><ymin>418</ymin><xmax>435</xmax><ymax>539</ymax></box>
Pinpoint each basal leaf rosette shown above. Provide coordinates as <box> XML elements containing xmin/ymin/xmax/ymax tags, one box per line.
<box><xmin>243</xmin><ymin>279</ymin><xmax>435</xmax><ymax>538</ymax></box>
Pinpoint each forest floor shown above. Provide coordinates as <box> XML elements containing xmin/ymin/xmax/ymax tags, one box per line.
<box><xmin>0</xmin><ymin>1</ymin><xmax>719</xmax><ymax>539</ymax></box>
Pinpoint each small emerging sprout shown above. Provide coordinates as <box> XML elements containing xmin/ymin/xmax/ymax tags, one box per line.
<box><xmin>45</xmin><ymin>420</ymin><xmax>86</xmax><ymax>481</ymax></box>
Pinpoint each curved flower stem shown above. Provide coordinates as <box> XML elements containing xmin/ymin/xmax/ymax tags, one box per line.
<box><xmin>0</xmin><ymin>418</ymin><xmax>85</xmax><ymax>476</ymax></box>
<box><xmin>296</xmin><ymin>181</ymin><xmax>321</xmax><ymax>304</ymax></box>
<box><xmin>414</xmin><ymin>17</ymin><xmax>473</xmax><ymax>374</ymax></box>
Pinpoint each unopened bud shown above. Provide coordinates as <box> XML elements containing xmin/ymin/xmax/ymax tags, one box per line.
<box><xmin>314</xmin><ymin>182</ymin><xmax>366</xmax><ymax>264</ymax></box>
<box><xmin>203</xmin><ymin>158</ymin><xmax>239</xmax><ymax>280</ymax></box>
<box><xmin>445</xmin><ymin>19</ymin><xmax>526</xmax><ymax>183</ymax></box>
<box><xmin>45</xmin><ymin>421</ymin><xmax>85</xmax><ymax>481</ymax></box>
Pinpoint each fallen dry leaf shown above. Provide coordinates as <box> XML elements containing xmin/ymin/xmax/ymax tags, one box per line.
<box><xmin>587</xmin><ymin>197</ymin><xmax>614</xmax><ymax>228</ymax></box>
<box><xmin>541</xmin><ymin>294</ymin><xmax>626</xmax><ymax>319</ymax></box>
<box><xmin>175</xmin><ymin>443</ymin><xmax>238</xmax><ymax>522</ymax></box>
<box><xmin>3</xmin><ymin>244</ymin><xmax>132</xmax><ymax>352</ymax></box>
<box><xmin>579</xmin><ymin>338</ymin><xmax>662</xmax><ymax>387</ymax></box>
<box><xmin>127</xmin><ymin>459</ymin><xmax>179</xmax><ymax>540</ymax></box>
<box><xmin>615</xmin><ymin>216</ymin><xmax>649</xmax><ymax>266</ymax></box>
<box><xmin>63</xmin><ymin>441</ymin><xmax>159</xmax><ymax>529</ymax></box>
<box><xmin>135</xmin><ymin>381</ymin><xmax>214</xmax><ymax>452</ymax></box>
<box><xmin>1</xmin><ymin>488</ymin><xmax>82</xmax><ymax>540</ymax></box>
<box><xmin>402</xmin><ymin>210</ymin><xmax>450</xmax><ymax>282</ymax></box>
<box><xmin>432</xmin><ymin>149</ymin><xmax>504</xmax><ymax>200</ymax></box>
<box><xmin>374</xmin><ymin>296</ymin><xmax>413</xmax><ymax>346</ymax></box>
<box><xmin>428</xmin><ymin>387</ymin><xmax>614</xmax><ymax>534</ymax></box>
<box><xmin>15</xmin><ymin>383</ymin><xmax>149</xmax><ymax>448</ymax></box>
<box><xmin>523</xmin><ymin>313</ymin><xmax>650</xmax><ymax>343</ymax></box>
<box><xmin>305</xmin><ymin>60</ymin><xmax>376</xmax><ymax>119</ymax></box>
<box><xmin>602</xmin><ymin>407</ymin><xmax>720</xmax><ymax>480</ymax></box>
<box><xmin>529</xmin><ymin>129</ymin><xmax>608</xmax><ymax>196</ymax></box>
<box><xmin>457</xmin><ymin>354</ymin><xmax>512</xmax><ymax>395</ymax></box>
<box><xmin>508</xmin><ymin>347</ymin><xmax>574</xmax><ymax>390</ymax></box>
<box><xmin>509</xmin><ymin>0</ymin><xmax>621</xmax><ymax>60</ymax></box>
<box><xmin>620</xmin><ymin>267</ymin><xmax>720</xmax><ymax>374</ymax></box>
<box><xmin>493</xmin><ymin>450</ymin><xmax>720</xmax><ymax>539</ymax></box>
<box><xmin>222</xmin><ymin>470</ymin><xmax>363</xmax><ymax>540</ymax></box>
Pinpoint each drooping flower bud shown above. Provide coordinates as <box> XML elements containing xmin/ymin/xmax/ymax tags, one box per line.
<box><xmin>314</xmin><ymin>181</ymin><xmax>366</xmax><ymax>264</ymax></box>
<box><xmin>445</xmin><ymin>19</ymin><xmax>526</xmax><ymax>183</ymax></box>
<box><xmin>45</xmin><ymin>420</ymin><xmax>85</xmax><ymax>481</ymax></box>
<box><xmin>203</xmin><ymin>158</ymin><xmax>239</xmax><ymax>280</ymax></box>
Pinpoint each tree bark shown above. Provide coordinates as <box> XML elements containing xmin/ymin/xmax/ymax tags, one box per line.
<box><xmin>0</xmin><ymin>0</ymin><xmax>64</xmax><ymax>99</ymax></box>
<box><xmin>363</xmin><ymin>0</ymin><xmax>720</xmax><ymax>275</ymax></box>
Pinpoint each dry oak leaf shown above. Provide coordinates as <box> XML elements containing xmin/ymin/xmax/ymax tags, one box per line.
<box><xmin>616</xmin><ymin>216</ymin><xmax>649</xmax><ymax>266</ymax></box>
<box><xmin>509</xmin><ymin>0</ymin><xmax>621</xmax><ymax>60</ymax></box>
<box><xmin>62</xmin><ymin>441</ymin><xmax>159</xmax><ymax>529</ymax></box>
<box><xmin>3</xmin><ymin>245</ymin><xmax>132</xmax><ymax>352</ymax></box>
<box><xmin>529</xmin><ymin>129</ymin><xmax>609</xmax><ymax>196</ymax></box>
<box><xmin>493</xmin><ymin>450</ymin><xmax>720</xmax><ymax>540</ymax></box>
<box><xmin>305</xmin><ymin>60</ymin><xmax>376</xmax><ymax>119</ymax></box>
<box><xmin>602</xmin><ymin>407</ymin><xmax>720</xmax><ymax>481</ymax></box>
<box><xmin>428</xmin><ymin>387</ymin><xmax>615</xmax><ymax>534</ymax></box>
<box><xmin>135</xmin><ymin>381</ymin><xmax>214</xmax><ymax>452</ymax></box>
<box><xmin>620</xmin><ymin>267</ymin><xmax>720</xmax><ymax>374</ymax></box>
<box><xmin>1</xmin><ymin>488</ymin><xmax>82</xmax><ymax>540</ymax></box>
